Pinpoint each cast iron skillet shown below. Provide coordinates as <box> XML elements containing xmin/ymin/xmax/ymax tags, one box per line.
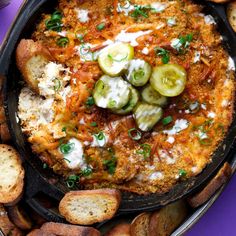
<box><xmin>0</xmin><ymin>0</ymin><xmax>236</xmax><ymax>222</ymax></box>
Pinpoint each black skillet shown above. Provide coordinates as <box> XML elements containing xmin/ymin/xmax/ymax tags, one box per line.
<box><xmin>0</xmin><ymin>0</ymin><xmax>236</xmax><ymax>223</ymax></box>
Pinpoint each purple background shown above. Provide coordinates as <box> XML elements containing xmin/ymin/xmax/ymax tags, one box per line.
<box><xmin>1</xmin><ymin>1</ymin><xmax>236</xmax><ymax>235</ymax></box>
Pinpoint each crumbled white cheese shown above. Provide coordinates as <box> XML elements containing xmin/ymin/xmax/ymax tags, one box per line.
<box><xmin>115</xmin><ymin>30</ymin><xmax>152</xmax><ymax>47</ymax></box>
<box><xmin>191</xmin><ymin>166</ymin><xmax>198</xmax><ymax>173</ymax></box>
<box><xmin>58</xmin><ymin>31</ymin><xmax>67</xmax><ymax>37</ymax></box>
<box><xmin>75</xmin><ymin>9</ymin><xmax>89</xmax><ymax>23</ymax></box>
<box><xmin>142</xmin><ymin>47</ymin><xmax>149</xmax><ymax>55</ymax></box>
<box><xmin>117</xmin><ymin>1</ymin><xmax>134</xmax><ymax>15</ymax></box>
<box><xmin>151</xmin><ymin>2</ymin><xmax>167</xmax><ymax>12</ymax></box>
<box><xmin>204</xmin><ymin>15</ymin><xmax>216</xmax><ymax>25</ymax></box>
<box><xmin>75</xmin><ymin>43</ymin><xmax>98</xmax><ymax>62</ymax></box>
<box><xmin>201</xmin><ymin>103</ymin><xmax>207</xmax><ymax>110</ymax></box>
<box><xmin>197</xmin><ymin>130</ymin><xmax>208</xmax><ymax>140</ymax></box>
<box><xmin>163</xmin><ymin>119</ymin><xmax>189</xmax><ymax>135</ymax></box>
<box><xmin>60</xmin><ymin>138</ymin><xmax>87</xmax><ymax>169</ymax></box>
<box><xmin>166</xmin><ymin>136</ymin><xmax>175</xmax><ymax>144</ymax></box>
<box><xmin>185</xmin><ymin>109</ymin><xmax>190</xmax><ymax>114</ymax></box>
<box><xmin>167</xmin><ymin>17</ymin><xmax>176</xmax><ymax>26</ymax></box>
<box><xmin>59</xmin><ymin>85</ymin><xmax>71</xmax><ymax>103</ymax></box>
<box><xmin>228</xmin><ymin>57</ymin><xmax>235</xmax><ymax>71</ymax></box>
<box><xmin>83</xmin><ymin>141</ymin><xmax>90</xmax><ymax>146</ymax></box>
<box><xmin>170</xmin><ymin>38</ymin><xmax>182</xmax><ymax>51</ymax></box>
<box><xmin>149</xmin><ymin>172</ymin><xmax>164</xmax><ymax>180</ymax></box>
<box><xmin>91</xmin><ymin>132</ymin><xmax>109</xmax><ymax>147</ymax></box>
<box><xmin>79</xmin><ymin>118</ymin><xmax>85</xmax><ymax>125</ymax></box>
<box><xmin>193</xmin><ymin>51</ymin><xmax>201</xmax><ymax>63</ymax></box>
<box><xmin>158</xmin><ymin>149</ymin><xmax>176</xmax><ymax>164</ymax></box>
<box><xmin>221</xmin><ymin>99</ymin><xmax>229</xmax><ymax>107</ymax></box>
<box><xmin>207</xmin><ymin>112</ymin><xmax>216</xmax><ymax>118</ymax></box>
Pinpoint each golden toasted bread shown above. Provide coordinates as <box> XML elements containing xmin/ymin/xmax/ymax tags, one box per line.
<box><xmin>59</xmin><ymin>189</ymin><xmax>121</xmax><ymax>225</ymax></box>
<box><xmin>41</xmin><ymin>222</ymin><xmax>101</xmax><ymax>236</ymax></box>
<box><xmin>0</xmin><ymin>144</ymin><xmax>25</xmax><ymax>205</ymax></box>
<box><xmin>16</xmin><ymin>39</ymin><xmax>53</xmax><ymax>93</ymax></box>
<box><xmin>27</xmin><ymin>229</ymin><xmax>56</xmax><ymax>236</ymax></box>
<box><xmin>7</xmin><ymin>204</ymin><xmax>33</xmax><ymax>230</ymax></box>
<box><xmin>130</xmin><ymin>212</ymin><xmax>151</xmax><ymax>236</ymax></box>
<box><xmin>105</xmin><ymin>223</ymin><xmax>131</xmax><ymax>236</ymax></box>
<box><xmin>208</xmin><ymin>0</ymin><xmax>230</xmax><ymax>3</ymax></box>
<box><xmin>0</xmin><ymin>204</ymin><xmax>23</xmax><ymax>236</ymax></box>
<box><xmin>148</xmin><ymin>200</ymin><xmax>188</xmax><ymax>236</ymax></box>
<box><xmin>188</xmin><ymin>162</ymin><xmax>232</xmax><ymax>208</ymax></box>
<box><xmin>227</xmin><ymin>1</ymin><xmax>236</xmax><ymax>32</ymax></box>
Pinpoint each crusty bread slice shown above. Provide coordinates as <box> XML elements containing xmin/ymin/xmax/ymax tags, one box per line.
<box><xmin>130</xmin><ymin>212</ymin><xmax>151</xmax><ymax>236</ymax></box>
<box><xmin>105</xmin><ymin>223</ymin><xmax>131</xmax><ymax>236</ymax></box>
<box><xmin>188</xmin><ymin>162</ymin><xmax>232</xmax><ymax>208</ymax></box>
<box><xmin>148</xmin><ymin>200</ymin><xmax>188</xmax><ymax>236</ymax></box>
<box><xmin>41</xmin><ymin>222</ymin><xmax>101</xmax><ymax>236</ymax></box>
<box><xmin>7</xmin><ymin>204</ymin><xmax>33</xmax><ymax>230</ymax></box>
<box><xmin>59</xmin><ymin>189</ymin><xmax>121</xmax><ymax>225</ymax></box>
<box><xmin>0</xmin><ymin>204</ymin><xmax>23</xmax><ymax>236</ymax></box>
<box><xmin>0</xmin><ymin>144</ymin><xmax>25</xmax><ymax>205</ymax></box>
<box><xmin>227</xmin><ymin>2</ymin><xmax>236</xmax><ymax>33</ymax></box>
<box><xmin>16</xmin><ymin>39</ymin><xmax>53</xmax><ymax>93</ymax></box>
<box><xmin>27</xmin><ymin>229</ymin><xmax>56</xmax><ymax>236</ymax></box>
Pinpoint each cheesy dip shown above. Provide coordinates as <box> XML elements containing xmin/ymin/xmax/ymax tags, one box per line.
<box><xmin>18</xmin><ymin>0</ymin><xmax>235</xmax><ymax>194</ymax></box>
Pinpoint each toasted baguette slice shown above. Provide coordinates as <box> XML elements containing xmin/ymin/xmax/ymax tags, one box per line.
<box><xmin>130</xmin><ymin>212</ymin><xmax>151</xmax><ymax>236</ymax></box>
<box><xmin>188</xmin><ymin>162</ymin><xmax>232</xmax><ymax>208</ymax></box>
<box><xmin>208</xmin><ymin>0</ymin><xmax>230</xmax><ymax>3</ymax></box>
<box><xmin>227</xmin><ymin>2</ymin><xmax>236</xmax><ymax>33</ymax></box>
<box><xmin>105</xmin><ymin>223</ymin><xmax>130</xmax><ymax>236</ymax></box>
<box><xmin>59</xmin><ymin>189</ymin><xmax>121</xmax><ymax>225</ymax></box>
<box><xmin>7</xmin><ymin>204</ymin><xmax>33</xmax><ymax>230</ymax></box>
<box><xmin>16</xmin><ymin>39</ymin><xmax>53</xmax><ymax>93</ymax></box>
<box><xmin>0</xmin><ymin>204</ymin><xmax>23</xmax><ymax>236</ymax></box>
<box><xmin>0</xmin><ymin>144</ymin><xmax>25</xmax><ymax>205</ymax></box>
<box><xmin>27</xmin><ymin>229</ymin><xmax>56</xmax><ymax>236</ymax></box>
<box><xmin>148</xmin><ymin>200</ymin><xmax>188</xmax><ymax>236</ymax></box>
<box><xmin>41</xmin><ymin>222</ymin><xmax>101</xmax><ymax>236</ymax></box>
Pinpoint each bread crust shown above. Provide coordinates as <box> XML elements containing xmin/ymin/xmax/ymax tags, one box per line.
<box><xmin>59</xmin><ymin>189</ymin><xmax>121</xmax><ymax>225</ymax></box>
<box><xmin>0</xmin><ymin>144</ymin><xmax>25</xmax><ymax>205</ymax></box>
<box><xmin>41</xmin><ymin>222</ymin><xmax>101</xmax><ymax>236</ymax></box>
<box><xmin>105</xmin><ymin>223</ymin><xmax>130</xmax><ymax>236</ymax></box>
<box><xmin>188</xmin><ymin>162</ymin><xmax>232</xmax><ymax>208</ymax></box>
<box><xmin>227</xmin><ymin>1</ymin><xmax>236</xmax><ymax>33</ymax></box>
<box><xmin>16</xmin><ymin>39</ymin><xmax>53</xmax><ymax>93</ymax></box>
<box><xmin>130</xmin><ymin>212</ymin><xmax>151</xmax><ymax>236</ymax></box>
<box><xmin>27</xmin><ymin>229</ymin><xmax>56</xmax><ymax>236</ymax></box>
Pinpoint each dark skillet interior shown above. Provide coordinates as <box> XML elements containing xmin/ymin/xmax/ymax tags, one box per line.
<box><xmin>1</xmin><ymin>0</ymin><xmax>236</xmax><ymax>221</ymax></box>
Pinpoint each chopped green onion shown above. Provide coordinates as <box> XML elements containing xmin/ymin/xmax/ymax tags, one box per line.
<box><xmin>128</xmin><ymin>128</ymin><xmax>142</xmax><ymax>141</ymax></box>
<box><xmin>96</xmin><ymin>22</ymin><xmax>106</xmax><ymax>31</ymax></box>
<box><xmin>64</xmin><ymin>158</ymin><xmax>71</xmax><ymax>163</ymax></box>
<box><xmin>59</xmin><ymin>142</ymin><xmax>75</xmax><ymax>154</ymax></box>
<box><xmin>131</xmin><ymin>5</ymin><xmax>151</xmax><ymax>19</ymax></box>
<box><xmin>108</xmin><ymin>53</ymin><xmax>128</xmax><ymax>62</ymax></box>
<box><xmin>62</xmin><ymin>127</ymin><xmax>67</xmax><ymax>132</ymax></box>
<box><xmin>162</xmin><ymin>116</ymin><xmax>173</xmax><ymax>125</ymax></box>
<box><xmin>198</xmin><ymin>138</ymin><xmax>212</xmax><ymax>146</ymax></box>
<box><xmin>66</xmin><ymin>175</ymin><xmax>80</xmax><ymax>188</ymax></box>
<box><xmin>45</xmin><ymin>10</ymin><xmax>63</xmax><ymax>32</ymax></box>
<box><xmin>43</xmin><ymin>163</ymin><xmax>48</xmax><ymax>169</ymax></box>
<box><xmin>94</xmin><ymin>131</ymin><xmax>105</xmax><ymax>141</ymax></box>
<box><xmin>155</xmin><ymin>47</ymin><xmax>170</xmax><ymax>64</ymax></box>
<box><xmin>86</xmin><ymin>96</ymin><xmax>95</xmax><ymax>106</ymax></box>
<box><xmin>51</xmin><ymin>10</ymin><xmax>62</xmax><ymax>21</ymax></box>
<box><xmin>80</xmin><ymin>44</ymin><xmax>91</xmax><ymax>55</ymax></box>
<box><xmin>57</xmin><ymin>37</ymin><xmax>69</xmax><ymax>47</ymax></box>
<box><xmin>179</xmin><ymin>169</ymin><xmax>187</xmax><ymax>177</ymax></box>
<box><xmin>53</xmin><ymin>78</ymin><xmax>61</xmax><ymax>91</ymax></box>
<box><xmin>90</xmin><ymin>122</ymin><xmax>97</xmax><ymax>127</ymax></box>
<box><xmin>103</xmin><ymin>158</ymin><xmax>117</xmax><ymax>175</ymax></box>
<box><xmin>81</xmin><ymin>167</ymin><xmax>93</xmax><ymax>176</ymax></box>
<box><xmin>136</xmin><ymin>143</ymin><xmax>151</xmax><ymax>159</ymax></box>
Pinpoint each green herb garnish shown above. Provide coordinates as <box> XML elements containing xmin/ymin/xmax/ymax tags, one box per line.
<box><xmin>59</xmin><ymin>142</ymin><xmax>75</xmax><ymax>154</ymax></box>
<box><xmin>45</xmin><ymin>10</ymin><xmax>63</xmax><ymax>32</ymax></box>
<box><xmin>94</xmin><ymin>131</ymin><xmax>105</xmax><ymax>141</ymax></box>
<box><xmin>53</xmin><ymin>78</ymin><xmax>61</xmax><ymax>91</ymax></box>
<box><xmin>57</xmin><ymin>37</ymin><xmax>69</xmax><ymax>47</ymax></box>
<box><xmin>90</xmin><ymin>122</ymin><xmax>98</xmax><ymax>127</ymax></box>
<box><xmin>96</xmin><ymin>22</ymin><xmax>106</xmax><ymax>31</ymax></box>
<box><xmin>43</xmin><ymin>163</ymin><xmax>48</xmax><ymax>169</ymax></box>
<box><xmin>155</xmin><ymin>47</ymin><xmax>170</xmax><ymax>64</ymax></box>
<box><xmin>66</xmin><ymin>175</ymin><xmax>80</xmax><ymax>188</ymax></box>
<box><xmin>179</xmin><ymin>169</ymin><xmax>187</xmax><ymax>177</ymax></box>
<box><xmin>81</xmin><ymin>167</ymin><xmax>93</xmax><ymax>176</ymax></box>
<box><xmin>128</xmin><ymin>128</ymin><xmax>142</xmax><ymax>141</ymax></box>
<box><xmin>136</xmin><ymin>143</ymin><xmax>151</xmax><ymax>159</ymax></box>
<box><xmin>86</xmin><ymin>96</ymin><xmax>95</xmax><ymax>106</ymax></box>
<box><xmin>130</xmin><ymin>5</ymin><xmax>153</xmax><ymax>19</ymax></box>
<box><xmin>162</xmin><ymin>116</ymin><xmax>173</xmax><ymax>125</ymax></box>
<box><xmin>103</xmin><ymin>157</ymin><xmax>117</xmax><ymax>175</ymax></box>
<box><xmin>62</xmin><ymin>127</ymin><xmax>67</xmax><ymax>132</ymax></box>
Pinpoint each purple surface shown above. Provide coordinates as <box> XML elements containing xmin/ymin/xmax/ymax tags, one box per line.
<box><xmin>0</xmin><ymin>1</ymin><xmax>236</xmax><ymax>235</ymax></box>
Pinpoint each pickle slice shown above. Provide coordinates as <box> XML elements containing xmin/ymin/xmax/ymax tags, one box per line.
<box><xmin>112</xmin><ymin>86</ymin><xmax>139</xmax><ymax>115</ymax></box>
<box><xmin>150</xmin><ymin>64</ymin><xmax>187</xmax><ymax>97</ymax></box>
<box><xmin>98</xmin><ymin>43</ymin><xmax>134</xmax><ymax>76</ymax></box>
<box><xmin>133</xmin><ymin>103</ymin><xmax>163</xmax><ymax>131</ymax></box>
<box><xmin>141</xmin><ymin>84</ymin><xmax>168</xmax><ymax>107</ymax></box>
<box><xmin>93</xmin><ymin>75</ymin><xmax>130</xmax><ymax>109</ymax></box>
<box><xmin>126</xmin><ymin>59</ymin><xmax>152</xmax><ymax>87</ymax></box>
